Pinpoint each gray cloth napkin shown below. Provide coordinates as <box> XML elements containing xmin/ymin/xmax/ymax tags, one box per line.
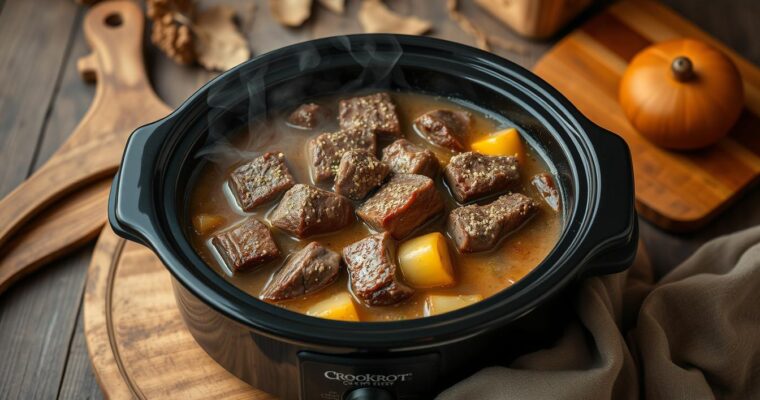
<box><xmin>438</xmin><ymin>225</ymin><xmax>760</xmax><ymax>400</ymax></box>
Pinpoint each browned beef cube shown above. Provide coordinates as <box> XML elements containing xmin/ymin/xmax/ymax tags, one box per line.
<box><xmin>413</xmin><ymin>110</ymin><xmax>471</xmax><ymax>151</ymax></box>
<box><xmin>260</xmin><ymin>242</ymin><xmax>340</xmax><ymax>301</ymax></box>
<box><xmin>212</xmin><ymin>218</ymin><xmax>280</xmax><ymax>272</ymax></box>
<box><xmin>357</xmin><ymin>174</ymin><xmax>444</xmax><ymax>240</ymax></box>
<box><xmin>287</xmin><ymin>103</ymin><xmax>323</xmax><ymax>129</ymax></box>
<box><xmin>308</xmin><ymin>128</ymin><xmax>377</xmax><ymax>182</ymax></box>
<box><xmin>381</xmin><ymin>139</ymin><xmax>439</xmax><ymax>178</ymax></box>
<box><xmin>531</xmin><ymin>173</ymin><xmax>560</xmax><ymax>212</ymax></box>
<box><xmin>229</xmin><ymin>152</ymin><xmax>296</xmax><ymax>211</ymax></box>
<box><xmin>343</xmin><ymin>232</ymin><xmax>414</xmax><ymax>306</ymax></box>
<box><xmin>447</xmin><ymin>193</ymin><xmax>537</xmax><ymax>253</ymax></box>
<box><xmin>334</xmin><ymin>149</ymin><xmax>391</xmax><ymax>200</ymax></box>
<box><xmin>444</xmin><ymin>152</ymin><xmax>519</xmax><ymax>203</ymax></box>
<box><xmin>270</xmin><ymin>184</ymin><xmax>355</xmax><ymax>238</ymax></box>
<box><xmin>338</xmin><ymin>92</ymin><xmax>401</xmax><ymax>137</ymax></box>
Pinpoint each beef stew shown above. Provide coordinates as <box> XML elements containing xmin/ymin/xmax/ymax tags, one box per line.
<box><xmin>186</xmin><ymin>92</ymin><xmax>563</xmax><ymax>321</ymax></box>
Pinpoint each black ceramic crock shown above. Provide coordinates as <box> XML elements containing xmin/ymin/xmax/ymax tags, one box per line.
<box><xmin>109</xmin><ymin>35</ymin><xmax>637</xmax><ymax>400</ymax></box>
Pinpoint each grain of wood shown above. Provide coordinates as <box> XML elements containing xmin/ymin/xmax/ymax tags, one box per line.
<box><xmin>0</xmin><ymin>248</ymin><xmax>91</xmax><ymax>400</ymax></box>
<box><xmin>0</xmin><ymin>0</ymin><xmax>80</xmax><ymax>197</ymax></box>
<box><xmin>0</xmin><ymin>1</ymin><xmax>88</xmax><ymax>398</ymax></box>
<box><xmin>32</xmin><ymin>13</ymin><xmax>96</xmax><ymax>169</ymax></box>
<box><xmin>58</xmin><ymin>313</ymin><xmax>105</xmax><ymax>400</ymax></box>
<box><xmin>0</xmin><ymin>181</ymin><xmax>110</xmax><ymax>294</ymax></box>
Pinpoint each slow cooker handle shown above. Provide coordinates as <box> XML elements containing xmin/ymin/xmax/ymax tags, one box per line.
<box><xmin>580</xmin><ymin>122</ymin><xmax>638</xmax><ymax>277</ymax></box>
<box><xmin>108</xmin><ymin>119</ymin><xmax>168</xmax><ymax>246</ymax></box>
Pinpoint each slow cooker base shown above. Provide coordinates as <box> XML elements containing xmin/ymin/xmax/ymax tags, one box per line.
<box><xmin>173</xmin><ymin>279</ymin><xmax>575</xmax><ymax>400</ymax></box>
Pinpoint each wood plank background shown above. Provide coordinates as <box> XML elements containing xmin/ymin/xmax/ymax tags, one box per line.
<box><xmin>0</xmin><ymin>0</ymin><xmax>759</xmax><ymax>398</ymax></box>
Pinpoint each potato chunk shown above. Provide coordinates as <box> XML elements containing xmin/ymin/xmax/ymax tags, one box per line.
<box><xmin>424</xmin><ymin>294</ymin><xmax>483</xmax><ymax>316</ymax></box>
<box><xmin>471</xmin><ymin>128</ymin><xmax>524</xmax><ymax>163</ymax></box>
<box><xmin>398</xmin><ymin>232</ymin><xmax>455</xmax><ymax>288</ymax></box>
<box><xmin>306</xmin><ymin>292</ymin><xmax>360</xmax><ymax>321</ymax></box>
<box><xmin>192</xmin><ymin>214</ymin><xmax>226</xmax><ymax>235</ymax></box>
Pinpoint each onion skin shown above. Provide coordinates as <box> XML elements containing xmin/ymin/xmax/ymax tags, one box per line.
<box><xmin>619</xmin><ymin>39</ymin><xmax>744</xmax><ymax>150</ymax></box>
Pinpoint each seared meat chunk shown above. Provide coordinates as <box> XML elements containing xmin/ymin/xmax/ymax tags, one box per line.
<box><xmin>338</xmin><ymin>92</ymin><xmax>401</xmax><ymax>137</ymax></box>
<box><xmin>343</xmin><ymin>232</ymin><xmax>414</xmax><ymax>306</ymax></box>
<box><xmin>413</xmin><ymin>110</ymin><xmax>471</xmax><ymax>151</ymax></box>
<box><xmin>444</xmin><ymin>152</ymin><xmax>519</xmax><ymax>203</ymax></box>
<box><xmin>357</xmin><ymin>174</ymin><xmax>444</xmax><ymax>240</ymax></box>
<box><xmin>334</xmin><ymin>149</ymin><xmax>391</xmax><ymax>200</ymax></box>
<box><xmin>270</xmin><ymin>184</ymin><xmax>354</xmax><ymax>238</ymax></box>
<box><xmin>308</xmin><ymin>128</ymin><xmax>377</xmax><ymax>182</ymax></box>
<box><xmin>381</xmin><ymin>139</ymin><xmax>439</xmax><ymax>178</ymax></box>
<box><xmin>531</xmin><ymin>173</ymin><xmax>561</xmax><ymax>212</ymax></box>
<box><xmin>261</xmin><ymin>242</ymin><xmax>340</xmax><ymax>301</ymax></box>
<box><xmin>447</xmin><ymin>193</ymin><xmax>537</xmax><ymax>253</ymax></box>
<box><xmin>212</xmin><ymin>218</ymin><xmax>280</xmax><ymax>272</ymax></box>
<box><xmin>287</xmin><ymin>103</ymin><xmax>323</xmax><ymax>129</ymax></box>
<box><xmin>229</xmin><ymin>152</ymin><xmax>295</xmax><ymax>211</ymax></box>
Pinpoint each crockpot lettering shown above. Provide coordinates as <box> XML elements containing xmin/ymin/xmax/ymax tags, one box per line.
<box><xmin>323</xmin><ymin>371</ymin><xmax>413</xmax><ymax>386</ymax></box>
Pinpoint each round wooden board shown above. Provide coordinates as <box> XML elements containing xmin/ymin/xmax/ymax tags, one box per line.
<box><xmin>83</xmin><ymin>226</ymin><xmax>276</xmax><ymax>399</ymax></box>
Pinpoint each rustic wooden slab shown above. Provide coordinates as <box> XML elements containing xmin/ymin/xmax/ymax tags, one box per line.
<box><xmin>533</xmin><ymin>0</ymin><xmax>760</xmax><ymax>231</ymax></box>
<box><xmin>84</xmin><ymin>227</ymin><xmax>275</xmax><ymax>399</ymax></box>
<box><xmin>0</xmin><ymin>1</ymin><xmax>171</xmax><ymax>293</ymax></box>
<box><xmin>0</xmin><ymin>180</ymin><xmax>110</xmax><ymax>291</ymax></box>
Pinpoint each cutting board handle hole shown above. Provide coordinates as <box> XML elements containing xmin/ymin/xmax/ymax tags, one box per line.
<box><xmin>104</xmin><ymin>13</ymin><xmax>123</xmax><ymax>28</ymax></box>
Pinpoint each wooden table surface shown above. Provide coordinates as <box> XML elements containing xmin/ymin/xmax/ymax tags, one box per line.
<box><xmin>1</xmin><ymin>0</ymin><xmax>759</xmax><ymax>398</ymax></box>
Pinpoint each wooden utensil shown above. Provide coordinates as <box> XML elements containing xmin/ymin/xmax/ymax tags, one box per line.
<box><xmin>0</xmin><ymin>180</ymin><xmax>110</xmax><ymax>293</ymax></box>
<box><xmin>85</xmin><ymin>227</ymin><xmax>273</xmax><ymax>399</ymax></box>
<box><xmin>0</xmin><ymin>1</ymin><xmax>171</xmax><ymax>293</ymax></box>
<box><xmin>533</xmin><ymin>0</ymin><xmax>760</xmax><ymax>231</ymax></box>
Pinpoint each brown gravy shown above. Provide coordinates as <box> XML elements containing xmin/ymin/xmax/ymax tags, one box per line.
<box><xmin>186</xmin><ymin>92</ymin><xmax>562</xmax><ymax>321</ymax></box>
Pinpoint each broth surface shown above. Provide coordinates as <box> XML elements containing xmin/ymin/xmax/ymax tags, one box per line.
<box><xmin>187</xmin><ymin>92</ymin><xmax>562</xmax><ymax>321</ymax></box>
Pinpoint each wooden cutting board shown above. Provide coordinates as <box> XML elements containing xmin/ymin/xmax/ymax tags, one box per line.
<box><xmin>84</xmin><ymin>227</ymin><xmax>274</xmax><ymax>399</ymax></box>
<box><xmin>533</xmin><ymin>0</ymin><xmax>760</xmax><ymax>231</ymax></box>
<box><xmin>0</xmin><ymin>0</ymin><xmax>170</xmax><ymax>293</ymax></box>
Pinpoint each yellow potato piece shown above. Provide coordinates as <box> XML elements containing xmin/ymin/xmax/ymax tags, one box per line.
<box><xmin>306</xmin><ymin>292</ymin><xmax>360</xmax><ymax>321</ymax></box>
<box><xmin>192</xmin><ymin>214</ymin><xmax>226</xmax><ymax>235</ymax></box>
<box><xmin>398</xmin><ymin>232</ymin><xmax>455</xmax><ymax>288</ymax></box>
<box><xmin>424</xmin><ymin>294</ymin><xmax>483</xmax><ymax>316</ymax></box>
<box><xmin>471</xmin><ymin>128</ymin><xmax>524</xmax><ymax>162</ymax></box>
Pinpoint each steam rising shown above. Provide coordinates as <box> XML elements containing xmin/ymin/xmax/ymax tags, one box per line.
<box><xmin>196</xmin><ymin>36</ymin><xmax>406</xmax><ymax>168</ymax></box>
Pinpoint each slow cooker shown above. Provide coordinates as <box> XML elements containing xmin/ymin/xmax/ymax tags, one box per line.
<box><xmin>108</xmin><ymin>35</ymin><xmax>637</xmax><ymax>400</ymax></box>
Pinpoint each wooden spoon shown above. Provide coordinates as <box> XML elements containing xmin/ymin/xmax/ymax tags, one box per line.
<box><xmin>0</xmin><ymin>1</ymin><xmax>171</xmax><ymax>293</ymax></box>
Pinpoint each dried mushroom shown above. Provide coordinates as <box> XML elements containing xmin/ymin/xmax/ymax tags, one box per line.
<box><xmin>194</xmin><ymin>5</ymin><xmax>252</xmax><ymax>71</ymax></box>
<box><xmin>270</xmin><ymin>0</ymin><xmax>313</xmax><ymax>27</ymax></box>
<box><xmin>359</xmin><ymin>0</ymin><xmax>431</xmax><ymax>35</ymax></box>
<box><xmin>147</xmin><ymin>0</ymin><xmax>196</xmax><ymax>65</ymax></box>
<box><xmin>147</xmin><ymin>0</ymin><xmax>251</xmax><ymax>71</ymax></box>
